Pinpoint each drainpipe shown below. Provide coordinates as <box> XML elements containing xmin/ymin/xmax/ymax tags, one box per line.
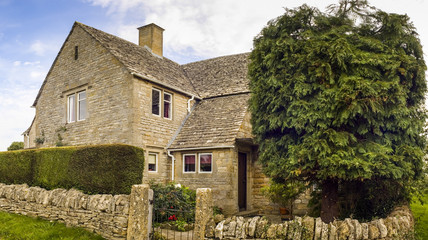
<box><xmin>187</xmin><ymin>95</ymin><xmax>195</xmax><ymax>113</ymax></box>
<box><xmin>167</xmin><ymin>150</ymin><xmax>175</xmax><ymax>181</ymax></box>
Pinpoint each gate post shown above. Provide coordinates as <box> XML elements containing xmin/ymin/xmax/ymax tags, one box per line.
<box><xmin>194</xmin><ymin>188</ymin><xmax>213</xmax><ymax>240</ymax></box>
<box><xmin>127</xmin><ymin>184</ymin><xmax>153</xmax><ymax>240</ymax></box>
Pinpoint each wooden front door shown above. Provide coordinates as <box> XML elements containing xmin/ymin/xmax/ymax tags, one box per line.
<box><xmin>238</xmin><ymin>152</ymin><xmax>247</xmax><ymax>211</ymax></box>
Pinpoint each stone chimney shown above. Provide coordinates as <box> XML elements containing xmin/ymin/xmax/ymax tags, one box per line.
<box><xmin>138</xmin><ymin>23</ymin><xmax>164</xmax><ymax>57</ymax></box>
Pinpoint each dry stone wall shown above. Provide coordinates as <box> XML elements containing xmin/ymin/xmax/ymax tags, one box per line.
<box><xmin>205</xmin><ymin>206</ymin><xmax>414</xmax><ymax>240</ymax></box>
<box><xmin>0</xmin><ymin>183</ymin><xmax>130</xmax><ymax>240</ymax></box>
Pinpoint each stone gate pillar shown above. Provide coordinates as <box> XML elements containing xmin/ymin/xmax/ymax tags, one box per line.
<box><xmin>194</xmin><ymin>188</ymin><xmax>213</xmax><ymax>240</ymax></box>
<box><xmin>127</xmin><ymin>184</ymin><xmax>153</xmax><ymax>240</ymax></box>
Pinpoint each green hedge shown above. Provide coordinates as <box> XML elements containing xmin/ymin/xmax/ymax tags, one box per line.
<box><xmin>0</xmin><ymin>144</ymin><xmax>144</xmax><ymax>195</ymax></box>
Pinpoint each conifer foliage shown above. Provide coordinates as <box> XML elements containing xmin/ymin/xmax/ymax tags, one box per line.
<box><xmin>249</xmin><ymin>0</ymin><xmax>426</xmax><ymax>222</ymax></box>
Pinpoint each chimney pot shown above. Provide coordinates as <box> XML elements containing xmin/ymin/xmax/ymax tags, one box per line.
<box><xmin>138</xmin><ymin>23</ymin><xmax>164</xmax><ymax>57</ymax></box>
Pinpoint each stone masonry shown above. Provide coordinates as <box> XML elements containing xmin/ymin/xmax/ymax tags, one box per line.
<box><xmin>206</xmin><ymin>205</ymin><xmax>414</xmax><ymax>240</ymax></box>
<box><xmin>0</xmin><ymin>183</ymin><xmax>153</xmax><ymax>240</ymax></box>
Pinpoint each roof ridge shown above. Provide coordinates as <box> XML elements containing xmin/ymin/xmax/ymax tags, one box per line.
<box><xmin>76</xmin><ymin>22</ymin><xmax>200</xmax><ymax>96</ymax></box>
<box><xmin>202</xmin><ymin>91</ymin><xmax>250</xmax><ymax>100</ymax></box>
<box><xmin>182</xmin><ymin>52</ymin><xmax>250</xmax><ymax>66</ymax></box>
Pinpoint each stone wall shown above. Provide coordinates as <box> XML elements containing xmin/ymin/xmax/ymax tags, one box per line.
<box><xmin>32</xmin><ymin>24</ymin><xmax>135</xmax><ymax>149</ymax></box>
<box><xmin>133</xmin><ymin>79</ymin><xmax>192</xmax><ymax>184</ymax></box>
<box><xmin>172</xmin><ymin>148</ymin><xmax>238</xmax><ymax>215</ymax></box>
<box><xmin>205</xmin><ymin>206</ymin><xmax>414</xmax><ymax>240</ymax></box>
<box><xmin>0</xmin><ymin>183</ymin><xmax>153</xmax><ymax>240</ymax></box>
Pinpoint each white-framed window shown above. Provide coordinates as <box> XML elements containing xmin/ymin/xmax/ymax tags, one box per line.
<box><xmin>67</xmin><ymin>94</ymin><xmax>76</xmax><ymax>123</ymax></box>
<box><xmin>199</xmin><ymin>153</ymin><xmax>212</xmax><ymax>173</ymax></box>
<box><xmin>152</xmin><ymin>88</ymin><xmax>161</xmax><ymax>116</ymax></box>
<box><xmin>183</xmin><ymin>154</ymin><xmax>196</xmax><ymax>173</ymax></box>
<box><xmin>67</xmin><ymin>90</ymin><xmax>87</xmax><ymax>123</ymax></box>
<box><xmin>152</xmin><ymin>88</ymin><xmax>172</xmax><ymax>119</ymax></box>
<box><xmin>77</xmin><ymin>91</ymin><xmax>86</xmax><ymax>121</ymax></box>
<box><xmin>164</xmin><ymin>92</ymin><xmax>172</xmax><ymax>119</ymax></box>
<box><xmin>148</xmin><ymin>152</ymin><xmax>158</xmax><ymax>172</ymax></box>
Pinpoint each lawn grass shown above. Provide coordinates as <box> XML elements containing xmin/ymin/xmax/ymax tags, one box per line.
<box><xmin>411</xmin><ymin>193</ymin><xmax>428</xmax><ymax>240</ymax></box>
<box><xmin>0</xmin><ymin>211</ymin><xmax>105</xmax><ymax>240</ymax></box>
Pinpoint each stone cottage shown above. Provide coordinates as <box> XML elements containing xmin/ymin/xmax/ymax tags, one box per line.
<box><xmin>22</xmin><ymin>22</ymin><xmax>282</xmax><ymax>215</ymax></box>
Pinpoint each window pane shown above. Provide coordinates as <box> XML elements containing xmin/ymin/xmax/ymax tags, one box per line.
<box><xmin>148</xmin><ymin>153</ymin><xmax>157</xmax><ymax>172</ymax></box>
<box><xmin>164</xmin><ymin>93</ymin><xmax>171</xmax><ymax>101</ymax></box>
<box><xmin>78</xmin><ymin>91</ymin><xmax>86</xmax><ymax>121</ymax></box>
<box><xmin>152</xmin><ymin>89</ymin><xmax>160</xmax><ymax>115</ymax></box>
<box><xmin>184</xmin><ymin>155</ymin><xmax>195</xmax><ymax>172</ymax></box>
<box><xmin>67</xmin><ymin>94</ymin><xmax>75</xmax><ymax>123</ymax></box>
<box><xmin>163</xmin><ymin>93</ymin><xmax>172</xmax><ymax>119</ymax></box>
<box><xmin>200</xmin><ymin>154</ymin><xmax>212</xmax><ymax>172</ymax></box>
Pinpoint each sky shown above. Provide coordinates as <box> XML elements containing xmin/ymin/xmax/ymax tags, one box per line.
<box><xmin>0</xmin><ymin>0</ymin><xmax>427</xmax><ymax>151</ymax></box>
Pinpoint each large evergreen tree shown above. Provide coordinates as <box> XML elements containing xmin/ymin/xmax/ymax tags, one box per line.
<box><xmin>249</xmin><ymin>0</ymin><xmax>426</xmax><ymax>222</ymax></box>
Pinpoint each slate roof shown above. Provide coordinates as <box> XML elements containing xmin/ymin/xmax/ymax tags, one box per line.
<box><xmin>77</xmin><ymin>22</ymin><xmax>199</xmax><ymax>97</ymax></box>
<box><xmin>168</xmin><ymin>93</ymin><xmax>250</xmax><ymax>149</ymax></box>
<box><xmin>183</xmin><ymin>53</ymin><xmax>250</xmax><ymax>98</ymax></box>
<box><xmin>32</xmin><ymin>22</ymin><xmax>199</xmax><ymax>106</ymax></box>
<box><xmin>31</xmin><ymin>22</ymin><xmax>253</xmax><ymax>149</ymax></box>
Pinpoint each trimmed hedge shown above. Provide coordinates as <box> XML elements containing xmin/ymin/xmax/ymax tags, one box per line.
<box><xmin>0</xmin><ymin>144</ymin><xmax>144</xmax><ymax>195</ymax></box>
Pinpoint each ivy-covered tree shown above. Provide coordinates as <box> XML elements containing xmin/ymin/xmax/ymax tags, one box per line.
<box><xmin>7</xmin><ymin>141</ymin><xmax>24</xmax><ymax>151</ymax></box>
<box><xmin>249</xmin><ymin>0</ymin><xmax>426</xmax><ymax>222</ymax></box>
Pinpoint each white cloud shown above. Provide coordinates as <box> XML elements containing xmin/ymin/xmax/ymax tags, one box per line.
<box><xmin>30</xmin><ymin>40</ymin><xmax>48</xmax><ymax>56</ymax></box>
<box><xmin>85</xmin><ymin>0</ymin><xmax>428</xmax><ymax>64</ymax></box>
<box><xmin>86</xmin><ymin>0</ymin><xmax>289</xmax><ymax>62</ymax></box>
<box><xmin>0</xmin><ymin>87</ymin><xmax>37</xmax><ymax>151</ymax></box>
<box><xmin>30</xmin><ymin>40</ymin><xmax>59</xmax><ymax>56</ymax></box>
<box><xmin>0</xmin><ymin>58</ymin><xmax>46</xmax><ymax>151</ymax></box>
<box><xmin>24</xmin><ymin>61</ymin><xmax>40</xmax><ymax>66</ymax></box>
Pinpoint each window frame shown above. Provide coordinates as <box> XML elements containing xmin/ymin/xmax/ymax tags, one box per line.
<box><xmin>183</xmin><ymin>154</ymin><xmax>196</xmax><ymax>173</ymax></box>
<box><xmin>148</xmin><ymin>152</ymin><xmax>158</xmax><ymax>173</ymax></box>
<box><xmin>67</xmin><ymin>94</ymin><xmax>76</xmax><ymax>123</ymax></box>
<box><xmin>152</xmin><ymin>88</ymin><xmax>161</xmax><ymax>117</ymax></box>
<box><xmin>163</xmin><ymin>92</ymin><xmax>172</xmax><ymax>120</ymax></box>
<box><xmin>66</xmin><ymin>89</ymin><xmax>87</xmax><ymax>124</ymax></box>
<box><xmin>77</xmin><ymin>90</ymin><xmax>86</xmax><ymax>121</ymax></box>
<box><xmin>199</xmin><ymin>153</ymin><xmax>213</xmax><ymax>173</ymax></box>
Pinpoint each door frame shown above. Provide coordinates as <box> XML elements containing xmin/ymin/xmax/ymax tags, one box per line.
<box><xmin>238</xmin><ymin>152</ymin><xmax>247</xmax><ymax>211</ymax></box>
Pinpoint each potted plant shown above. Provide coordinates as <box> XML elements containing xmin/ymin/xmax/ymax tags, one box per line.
<box><xmin>263</xmin><ymin>180</ymin><xmax>305</xmax><ymax>220</ymax></box>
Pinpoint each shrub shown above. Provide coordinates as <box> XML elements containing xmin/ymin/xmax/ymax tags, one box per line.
<box><xmin>7</xmin><ymin>141</ymin><xmax>24</xmax><ymax>151</ymax></box>
<box><xmin>0</xmin><ymin>144</ymin><xmax>144</xmax><ymax>195</ymax></box>
<box><xmin>150</xmin><ymin>182</ymin><xmax>196</xmax><ymax>223</ymax></box>
<box><xmin>33</xmin><ymin>147</ymin><xmax>76</xmax><ymax>190</ymax></box>
<box><xmin>67</xmin><ymin>144</ymin><xmax>145</xmax><ymax>195</ymax></box>
<box><xmin>0</xmin><ymin>149</ymin><xmax>35</xmax><ymax>185</ymax></box>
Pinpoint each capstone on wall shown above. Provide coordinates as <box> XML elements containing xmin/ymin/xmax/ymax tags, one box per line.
<box><xmin>205</xmin><ymin>206</ymin><xmax>415</xmax><ymax>240</ymax></box>
<box><xmin>0</xmin><ymin>183</ymin><xmax>130</xmax><ymax>240</ymax></box>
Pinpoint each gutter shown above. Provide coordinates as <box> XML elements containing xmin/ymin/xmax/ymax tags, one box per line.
<box><xmin>187</xmin><ymin>95</ymin><xmax>195</xmax><ymax>113</ymax></box>
<box><xmin>168</xmin><ymin>145</ymin><xmax>235</xmax><ymax>152</ymax></box>
<box><xmin>131</xmin><ymin>72</ymin><xmax>201</xmax><ymax>100</ymax></box>
<box><xmin>165</xmin><ymin>98</ymin><xmax>198</xmax><ymax>182</ymax></box>
<box><xmin>166</xmin><ymin>145</ymin><xmax>235</xmax><ymax>182</ymax></box>
<box><xmin>167</xmin><ymin>150</ymin><xmax>175</xmax><ymax>181</ymax></box>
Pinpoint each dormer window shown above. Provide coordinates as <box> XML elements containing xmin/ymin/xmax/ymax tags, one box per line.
<box><xmin>152</xmin><ymin>88</ymin><xmax>172</xmax><ymax>119</ymax></box>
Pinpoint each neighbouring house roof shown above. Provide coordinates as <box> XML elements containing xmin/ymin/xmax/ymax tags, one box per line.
<box><xmin>22</xmin><ymin>117</ymin><xmax>35</xmax><ymax>135</ymax></box>
<box><xmin>168</xmin><ymin>93</ymin><xmax>250</xmax><ymax>149</ymax></box>
<box><xmin>183</xmin><ymin>53</ymin><xmax>250</xmax><ymax>98</ymax></box>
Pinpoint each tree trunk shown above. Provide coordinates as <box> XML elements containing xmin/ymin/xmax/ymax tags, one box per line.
<box><xmin>320</xmin><ymin>178</ymin><xmax>339</xmax><ymax>223</ymax></box>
